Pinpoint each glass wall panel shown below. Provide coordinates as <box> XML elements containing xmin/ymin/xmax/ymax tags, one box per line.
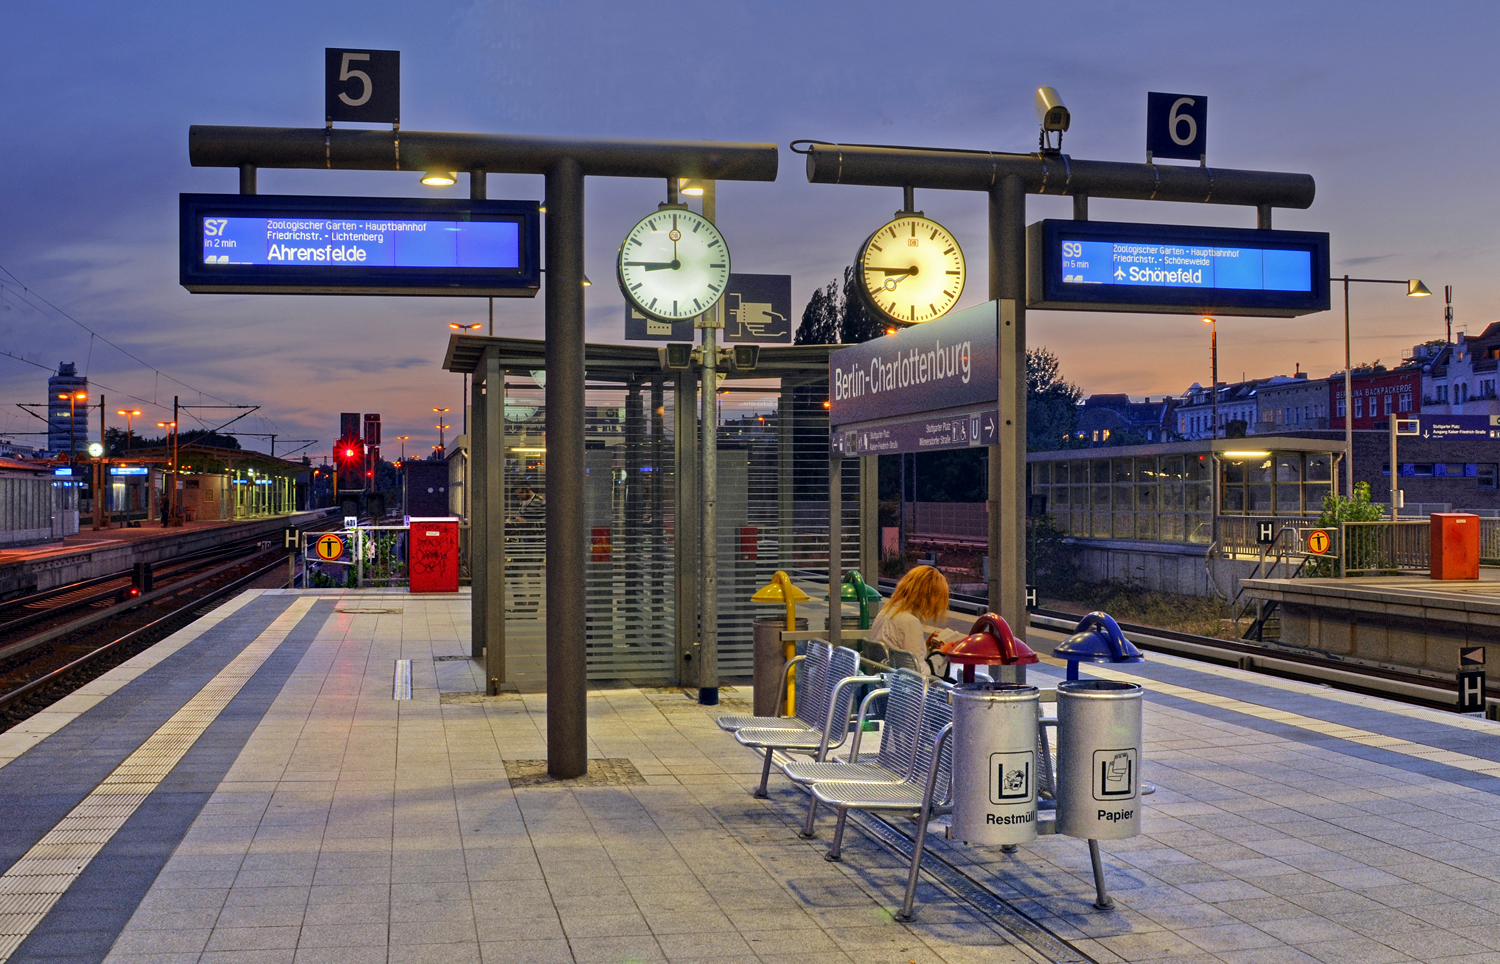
<box><xmin>1248</xmin><ymin>458</ymin><xmax>1272</xmax><ymax>484</ymax></box>
<box><xmin>1305</xmin><ymin>483</ymin><xmax>1330</xmax><ymax>510</ymax></box>
<box><xmin>1246</xmin><ymin>484</ymin><xmax>1272</xmax><ymax>512</ymax></box>
<box><xmin>1186</xmin><ymin>454</ymin><xmax>1212</xmax><ymax>482</ymax></box>
<box><xmin>1162</xmin><ymin>483</ymin><xmax>1184</xmax><ymax>510</ymax></box>
<box><xmin>1187</xmin><ymin>514</ymin><xmax>1211</xmax><ymax>543</ymax></box>
<box><xmin>1275</xmin><ymin>453</ymin><xmax>1302</xmax><ymax>483</ymax></box>
<box><xmin>1071</xmin><ymin>462</ymin><xmax>1087</xmax><ymax>484</ymax></box>
<box><xmin>1112</xmin><ymin>460</ymin><xmax>1132</xmax><ymax>484</ymax></box>
<box><xmin>1276</xmin><ymin>483</ymin><xmax>1302</xmax><ymax>512</ymax></box>
<box><xmin>1186</xmin><ymin>484</ymin><xmax>1212</xmax><ymax>512</ymax></box>
<box><xmin>1113</xmin><ymin>512</ymin><xmax>1133</xmax><ymax>538</ymax></box>
<box><xmin>1307</xmin><ymin>454</ymin><xmax>1332</xmax><ymax>482</ymax></box>
<box><xmin>1135</xmin><ymin>512</ymin><xmax>1158</xmax><ymax>541</ymax></box>
<box><xmin>1161</xmin><ymin>455</ymin><xmax>1184</xmax><ymax>481</ymax></box>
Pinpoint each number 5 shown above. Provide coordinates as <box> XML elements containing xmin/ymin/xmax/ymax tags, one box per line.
<box><xmin>1168</xmin><ymin>97</ymin><xmax>1197</xmax><ymax>147</ymax></box>
<box><xmin>338</xmin><ymin>53</ymin><xmax>372</xmax><ymax>107</ymax></box>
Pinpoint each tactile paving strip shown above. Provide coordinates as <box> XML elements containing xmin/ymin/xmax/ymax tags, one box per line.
<box><xmin>0</xmin><ymin>597</ymin><xmax>315</xmax><ymax>962</ymax></box>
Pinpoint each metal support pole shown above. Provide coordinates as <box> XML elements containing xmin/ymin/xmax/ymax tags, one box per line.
<box><xmin>1343</xmin><ymin>275</ymin><xmax>1354</xmax><ymax>499</ymax></box>
<box><xmin>470</xmin><ymin>170</ymin><xmax>486</xmax><ymax>200</ymax></box>
<box><xmin>993</xmin><ymin>176</ymin><xmax>1027</xmax><ymax>636</ymax></box>
<box><xmin>1210</xmin><ymin>321</ymin><xmax>1219</xmax><ymax>440</ymax></box>
<box><xmin>239</xmin><ymin>164</ymin><xmax>256</xmax><ymax>195</ymax></box>
<box><xmin>778</xmin><ymin>382</ymin><xmax>795</xmax><ymax>572</ymax></box>
<box><xmin>675</xmin><ymin>371</ymin><xmax>699</xmax><ymax>686</ymax></box>
<box><xmin>470</xmin><ymin>368</ymin><xmax>488</xmax><ymax>659</ymax></box>
<box><xmin>698</xmin><ymin>180</ymin><xmax>720</xmax><ymax>707</ymax></box>
<box><xmin>650</xmin><ymin>377</ymin><xmax>665</xmax><ymax>620</ymax></box>
<box><xmin>1389</xmin><ymin>411</ymin><xmax>1398</xmax><ymax>520</ymax></box>
<box><xmin>1072</xmin><ymin>194</ymin><xmax>1088</xmax><ymax>221</ymax></box>
<box><xmin>828</xmin><ymin>456</ymin><xmax>842</xmax><ymax>649</ymax></box>
<box><xmin>699</xmin><ymin>320</ymin><xmax>720</xmax><ymax>704</ymax></box>
<box><xmin>1257</xmin><ymin>204</ymin><xmax>1272</xmax><ymax>230</ymax></box>
<box><xmin>859</xmin><ymin>455</ymin><xmax>878</xmax><ymax>588</ymax></box>
<box><xmin>987</xmin><ymin>444</ymin><xmax>1000</xmax><ymax>609</ymax></box>
<box><xmin>544</xmin><ymin>158</ymin><xmax>587</xmax><ymax>779</ymax></box>
<box><xmin>483</xmin><ymin>353</ymin><xmax>506</xmax><ymax>692</ymax></box>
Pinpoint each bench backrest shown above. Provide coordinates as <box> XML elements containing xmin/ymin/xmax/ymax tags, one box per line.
<box><xmin>875</xmin><ymin>669</ymin><xmax>927</xmax><ymax>778</ymax></box>
<box><xmin>821</xmin><ymin>646</ymin><xmax>864</xmax><ymax>734</ymax></box>
<box><xmin>793</xmin><ymin>640</ymin><xmax>833</xmax><ymax>728</ymax></box>
<box><xmin>913</xmin><ymin>679</ymin><xmax>955</xmax><ymax>801</ymax></box>
<box><xmin>885</xmin><ymin>648</ymin><xmax>921</xmax><ymax>673</ymax></box>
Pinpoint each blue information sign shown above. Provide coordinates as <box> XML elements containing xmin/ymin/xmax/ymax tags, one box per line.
<box><xmin>1418</xmin><ymin>415</ymin><xmax>1500</xmax><ymax>440</ymax></box>
<box><xmin>1028</xmin><ymin>220</ymin><xmax>1330</xmax><ymax>317</ymax></box>
<box><xmin>180</xmin><ymin>195</ymin><xmax>539</xmax><ymax>297</ymax></box>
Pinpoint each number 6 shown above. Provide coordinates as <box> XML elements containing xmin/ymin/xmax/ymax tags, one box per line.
<box><xmin>339</xmin><ymin>53</ymin><xmax>372</xmax><ymax>108</ymax></box>
<box><xmin>1168</xmin><ymin>97</ymin><xmax>1197</xmax><ymax>147</ymax></box>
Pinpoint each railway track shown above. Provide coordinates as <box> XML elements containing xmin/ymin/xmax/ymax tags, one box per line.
<box><xmin>0</xmin><ymin>517</ymin><xmax>340</xmax><ymax>730</ymax></box>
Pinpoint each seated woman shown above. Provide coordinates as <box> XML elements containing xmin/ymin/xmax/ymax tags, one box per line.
<box><xmin>868</xmin><ymin>565</ymin><xmax>961</xmax><ymax>676</ymax></box>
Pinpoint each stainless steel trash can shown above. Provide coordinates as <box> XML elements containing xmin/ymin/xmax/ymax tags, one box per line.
<box><xmin>949</xmin><ymin>682</ymin><xmax>1040</xmax><ymax>846</ymax></box>
<box><xmin>752</xmin><ymin>617</ymin><xmax>806</xmax><ymax>717</ymax></box>
<box><xmin>1055</xmin><ymin>680</ymin><xmax>1143</xmax><ymax>840</ymax></box>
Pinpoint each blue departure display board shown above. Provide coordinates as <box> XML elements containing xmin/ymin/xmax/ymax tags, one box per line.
<box><xmin>202</xmin><ymin>216</ymin><xmax>519</xmax><ymax>269</ymax></box>
<box><xmin>1028</xmin><ymin>219</ymin><xmax>1330</xmax><ymax>317</ymax></box>
<box><xmin>181</xmin><ymin>195</ymin><xmax>539</xmax><ymax>297</ymax></box>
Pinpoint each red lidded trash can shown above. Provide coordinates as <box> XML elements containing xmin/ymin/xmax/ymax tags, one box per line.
<box><xmin>1431</xmin><ymin>512</ymin><xmax>1480</xmax><ymax>581</ymax></box>
<box><xmin>409</xmin><ymin>517</ymin><xmax>460</xmax><ymax>593</ymax></box>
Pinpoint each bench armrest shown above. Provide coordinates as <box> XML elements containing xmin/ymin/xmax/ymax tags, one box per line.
<box><xmin>817</xmin><ymin>675</ymin><xmax>887</xmax><ymax>759</ymax></box>
<box><xmin>771</xmin><ymin>654</ymin><xmax>807</xmax><ymax>719</ymax></box>
<box><xmin>847</xmin><ymin>687</ymin><xmax>891</xmax><ymax>763</ymax></box>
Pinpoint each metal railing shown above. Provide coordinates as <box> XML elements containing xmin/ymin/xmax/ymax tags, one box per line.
<box><xmin>1340</xmin><ymin>520</ymin><xmax>1429</xmax><ymax>575</ymax></box>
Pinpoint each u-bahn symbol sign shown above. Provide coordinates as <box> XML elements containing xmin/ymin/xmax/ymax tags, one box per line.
<box><xmin>315</xmin><ymin>534</ymin><xmax>346</xmax><ymax>561</ymax></box>
<box><xmin>1306</xmin><ymin>529</ymin><xmax>1332</xmax><ymax>555</ymax></box>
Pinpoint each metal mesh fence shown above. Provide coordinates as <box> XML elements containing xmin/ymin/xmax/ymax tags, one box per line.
<box><xmin>496</xmin><ymin>373</ymin><xmax>857</xmax><ymax>684</ymax></box>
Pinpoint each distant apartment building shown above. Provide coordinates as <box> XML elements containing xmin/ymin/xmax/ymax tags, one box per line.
<box><xmin>1330</xmin><ymin>366</ymin><xmax>1420</xmax><ymax>429</ymax></box>
<box><xmin>1173</xmin><ymin>379</ymin><xmax>1262</xmax><ymax>440</ymax></box>
<box><xmin>1074</xmin><ymin>394</ymin><xmax>1175</xmax><ymax>446</ymax></box>
<box><xmin>1413</xmin><ymin>323</ymin><xmax>1500</xmax><ymax>417</ymax></box>
<box><xmin>1256</xmin><ymin>373</ymin><xmax>1329</xmax><ymax>431</ymax></box>
<box><xmin>46</xmin><ymin>362</ymin><xmax>89</xmax><ymax>456</ymax></box>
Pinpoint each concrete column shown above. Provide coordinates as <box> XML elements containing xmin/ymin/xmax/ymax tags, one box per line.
<box><xmin>544</xmin><ymin>158</ymin><xmax>587</xmax><ymax>779</ymax></box>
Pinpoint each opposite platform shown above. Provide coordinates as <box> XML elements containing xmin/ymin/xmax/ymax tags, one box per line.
<box><xmin>1</xmin><ymin>590</ymin><xmax>1500</xmax><ymax>964</ymax></box>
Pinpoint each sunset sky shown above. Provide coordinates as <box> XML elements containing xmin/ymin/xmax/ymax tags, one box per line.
<box><xmin>2</xmin><ymin>0</ymin><xmax>1494</xmax><ymax>455</ymax></box>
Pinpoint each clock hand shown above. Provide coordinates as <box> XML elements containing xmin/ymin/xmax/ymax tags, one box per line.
<box><xmin>867</xmin><ymin>266</ymin><xmax>918</xmax><ymax>275</ymax></box>
<box><xmin>624</xmin><ymin>260</ymin><xmax>681</xmax><ymax>270</ymax></box>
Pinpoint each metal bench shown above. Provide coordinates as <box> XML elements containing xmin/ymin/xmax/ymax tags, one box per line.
<box><xmin>735</xmin><ymin>646</ymin><xmax>881</xmax><ymax>798</ymax></box>
<box><xmin>780</xmin><ymin>669</ymin><xmax>932</xmax><ymax>837</ymax></box>
<box><xmin>810</xmin><ymin>677</ymin><xmax>956</xmax><ymax>919</ymax></box>
<box><xmin>715</xmin><ymin>639</ymin><xmax>831</xmax><ymax>733</ymax></box>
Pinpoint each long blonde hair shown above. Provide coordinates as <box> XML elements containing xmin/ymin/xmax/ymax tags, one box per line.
<box><xmin>883</xmin><ymin>565</ymin><xmax>949</xmax><ymax>625</ymax></box>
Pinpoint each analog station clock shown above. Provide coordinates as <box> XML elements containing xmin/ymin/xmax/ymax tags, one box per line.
<box><xmin>617</xmin><ymin>207</ymin><xmax>730</xmax><ymax>322</ymax></box>
<box><xmin>856</xmin><ymin>214</ymin><xmax>966</xmax><ymax>325</ymax></box>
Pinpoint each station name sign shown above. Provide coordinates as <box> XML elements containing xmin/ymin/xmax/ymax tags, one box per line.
<box><xmin>1027</xmin><ymin>219</ymin><xmax>1330</xmax><ymax>317</ymax></box>
<box><xmin>828</xmin><ymin>301</ymin><xmax>997</xmax><ymax>428</ymax></box>
<box><xmin>180</xmin><ymin>194</ymin><xmax>540</xmax><ymax>296</ymax></box>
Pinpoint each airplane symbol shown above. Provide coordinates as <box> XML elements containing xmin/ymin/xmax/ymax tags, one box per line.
<box><xmin>1113</xmin><ymin>267</ymin><xmax>1126</xmax><ymax>281</ymax></box>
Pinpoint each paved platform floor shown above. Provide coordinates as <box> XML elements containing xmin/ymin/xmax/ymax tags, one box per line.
<box><xmin>3</xmin><ymin>590</ymin><xmax>1500</xmax><ymax>964</ymax></box>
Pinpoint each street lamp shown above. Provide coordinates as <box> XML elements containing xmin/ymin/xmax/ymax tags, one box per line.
<box><xmin>395</xmin><ymin>436</ymin><xmax>410</xmax><ymax>464</ymax></box>
<box><xmin>1202</xmin><ymin>317</ymin><xmax>1218</xmax><ymax>440</ymax></box>
<box><xmin>1336</xmin><ymin>275</ymin><xmax>1431</xmax><ymax>500</ymax></box>
<box><xmin>158</xmin><ymin>420</ymin><xmax>178</xmax><ymax>526</ymax></box>
<box><xmin>59</xmin><ymin>391</ymin><xmax>86</xmax><ymax>462</ymax></box>
<box><xmin>433</xmin><ymin>408</ymin><xmax>450</xmax><ymax>452</ymax></box>
<box><xmin>116</xmin><ymin>409</ymin><xmax>142</xmax><ymax>454</ymax></box>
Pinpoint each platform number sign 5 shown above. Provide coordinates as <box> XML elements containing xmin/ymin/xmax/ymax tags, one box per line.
<box><xmin>1146</xmin><ymin>92</ymin><xmax>1207</xmax><ymax>164</ymax></box>
<box><xmin>325</xmin><ymin>48</ymin><xmax>400</xmax><ymax>127</ymax></box>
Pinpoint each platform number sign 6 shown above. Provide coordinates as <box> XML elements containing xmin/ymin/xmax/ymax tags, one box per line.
<box><xmin>1146</xmin><ymin>92</ymin><xmax>1207</xmax><ymax>163</ymax></box>
<box><xmin>325</xmin><ymin>48</ymin><xmax>400</xmax><ymax>127</ymax></box>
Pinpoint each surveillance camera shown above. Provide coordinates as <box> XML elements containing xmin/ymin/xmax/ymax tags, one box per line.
<box><xmin>658</xmin><ymin>343</ymin><xmax>693</xmax><ymax>371</ymax></box>
<box><xmin>1034</xmin><ymin>87</ymin><xmax>1070</xmax><ymax>133</ymax></box>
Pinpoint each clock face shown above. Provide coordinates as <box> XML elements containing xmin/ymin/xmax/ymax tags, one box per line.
<box><xmin>857</xmin><ymin>215</ymin><xmax>965</xmax><ymax>325</ymax></box>
<box><xmin>617</xmin><ymin>207</ymin><xmax>731</xmax><ymax>322</ymax></box>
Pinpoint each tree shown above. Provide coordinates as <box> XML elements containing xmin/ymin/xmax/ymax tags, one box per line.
<box><xmin>1027</xmin><ymin>347</ymin><xmax>1082</xmax><ymax>451</ymax></box>
<box><xmin>795</xmin><ymin>266</ymin><xmax>884</xmax><ymax>346</ymax></box>
<box><xmin>795</xmin><ymin>279</ymin><xmax>841</xmax><ymax>345</ymax></box>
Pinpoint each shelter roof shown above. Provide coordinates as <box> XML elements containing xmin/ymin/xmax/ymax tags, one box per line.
<box><xmin>442</xmin><ymin>334</ymin><xmax>835</xmax><ymax>382</ymax></box>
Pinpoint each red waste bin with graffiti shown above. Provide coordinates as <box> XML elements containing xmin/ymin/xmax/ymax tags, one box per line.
<box><xmin>408</xmin><ymin>517</ymin><xmax>460</xmax><ymax>593</ymax></box>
